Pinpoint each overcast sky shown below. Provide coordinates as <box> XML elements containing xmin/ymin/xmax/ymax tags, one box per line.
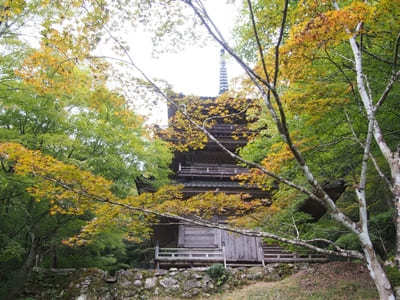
<box><xmin>126</xmin><ymin>1</ymin><xmax>244</xmax><ymax>97</ymax></box>
<box><xmin>92</xmin><ymin>1</ymin><xmax>245</xmax><ymax>124</ymax></box>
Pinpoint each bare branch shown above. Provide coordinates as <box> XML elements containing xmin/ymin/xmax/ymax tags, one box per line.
<box><xmin>323</xmin><ymin>47</ymin><xmax>357</xmax><ymax>99</ymax></box>
<box><xmin>305</xmin><ymin>238</ymin><xmax>348</xmax><ymax>253</ymax></box>
<box><xmin>273</xmin><ymin>0</ymin><xmax>288</xmax><ymax>88</ymax></box>
<box><xmin>183</xmin><ymin>0</ymin><xmax>277</xmax><ymax>93</ymax></box>
<box><xmin>246</xmin><ymin>0</ymin><xmax>270</xmax><ymax>83</ymax></box>
<box><xmin>393</xmin><ymin>31</ymin><xmax>400</xmax><ymax>70</ymax></box>
<box><xmin>100</xmin><ymin>0</ymin><xmax>361</xmax><ymax>244</ymax></box>
<box><xmin>345</xmin><ymin>111</ymin><xmax>393</xmax><ymax>191</ymax></box>
<box><xmin>356</xmin><ymin>117</ymin><xmax>374</xmax><ymax>231</ymax></box>
<box><xmin>374</xmin><ymin>69</ymin><xmax>400</xmax><ymax>110</ymax></box>
<box><xmin>100</xmin><ymin>21</ymin><xmax>323</xmax><ymax>208</ymax></box>
<box><xmin>362</xmin><ymin>47</ymin><xmax>394</xmax><ymax>66</ymax></box>
<box><xmin>292</xmin><ymin>215</ymin><xmax>300</xmax><ymax>239</ymax></box>
<box><xmin>173</xmin><ymin>0</ymin><xmax>360</xmax><ymax>236</ymax></box>
<box><xmin>35</xmin><ymin>173</ymin><xmax>364</xmax><ymax>260</ymax></box>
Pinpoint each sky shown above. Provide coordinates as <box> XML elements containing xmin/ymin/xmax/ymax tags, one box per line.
<box><xmin>125</xmin><ymin>1</ymin><xmax>244</xmax><ymax>97</ymax></box>
<box><xmin>92</xmin><ymin>1</ymin><xmax>245</xmax><ymax>124</ymax></box>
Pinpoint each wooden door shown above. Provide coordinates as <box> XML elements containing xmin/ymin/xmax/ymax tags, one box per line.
<box><xmin>221</xmin><ymin>230</ymin><xmax>262</xmax><ymax>262</ymax></box>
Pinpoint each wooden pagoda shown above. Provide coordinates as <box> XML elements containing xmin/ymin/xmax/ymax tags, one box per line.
<box><xmin>153</xmin><ymin>50</ymin><xmax>327</xmax><ymax>267</ymax></box>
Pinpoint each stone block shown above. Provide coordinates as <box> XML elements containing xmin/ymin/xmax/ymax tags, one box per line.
<box><xmin>144</xmin><ymin>277</ymin><xmax>157</xmax><ymax>289</ymax></box>
<box><xmin>159</xmin><ymin>277</ymin><xmax>179</xmax><ymax>289</ymax></box>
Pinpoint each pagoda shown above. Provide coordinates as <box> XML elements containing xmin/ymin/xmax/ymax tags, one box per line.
<box><xmin>152</xmin><ymin>50</ymin><xmax>327</xmax><ymax>268</ymax></box>
<box><xmin>168</xmin><ymin>49</ymin><xmax>270</xmax><ymax>201</ymax></box>
<box><xmin>151</xmin><ymin>50</ymin><xmax>268</xmax><ymax>268</ymax></box>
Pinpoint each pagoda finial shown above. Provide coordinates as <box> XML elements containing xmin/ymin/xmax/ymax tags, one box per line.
<box><xmin>219</xmin><ymin>48</ymin><xmax>228</xmax><ymax>95</ymax></box>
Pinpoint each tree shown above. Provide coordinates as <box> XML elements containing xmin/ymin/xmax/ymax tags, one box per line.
<box><xmin>0</xmin><ymin>3</ymin><xmax>173</xmax><ymax>294</ymax></box>
<box><xmin>170</xmin><ymin>1</ymin><xmax>398</xmax><ymax>298</ymax></box>
<box><xmin>97</xmin><ymin>0</ymin><xmax>398</xmax><ymax>298</ymax></box>
<box><xmin>1</xmin><ymin>0</ymin><xmax>399</xmax><ymax>299</ymax></box>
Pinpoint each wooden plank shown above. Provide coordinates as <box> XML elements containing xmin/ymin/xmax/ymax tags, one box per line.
<box><xmin>249</xmin><ymin>236</ymin><xmax>257</xmax><ymax>261</ymax></box>
<box><xmin>156</xmin><ymin>247</ymin><xmax>224</xmax><ymax>262</ymax></box>
<box><xmin>159</xmin><ymin>248</ymin><xmax>222</xmax><ymax>251</ymax></box>
<box><xmin>185</xmin><ymin>227</ymin><xmax>212</xmax><ymax>234</ymax></box>
<box><xmin>159</xmin><ymin>251</ymin><xmax>222</xmax><ymax>256</ymax></box>
<box><xmin>184</xmin><ymin>236</ymin><xmax>215</xmax><ymax>242</ymax></box>
<box><xmin>181</xmin><ymin>225</ymin><xmax>218</xmax><ymax>248</ymax></box>
<box><xmin>156</xmin><ymin>257</ymin><xmax>222</xmax><ymax>261</ymax></box>
<box><xmin>215</xmin><ymin>228</ymin><xmax>222</xmax><ymax>248</ymax></box>
<box><xmin>237</xmin><ymin>234</ymin><xmax>246</xmax><ymax>260</ymax></box>
<box><xmin>221</xmin><ymin>230</ymin><xmax>260</xmax><ymax>262</ymax></box>
<box><xmin>257</xmin><ymin>238</ymin><xmax>264</xmax><ymax>263</ymax></box>
<box><xmin>264</xmin><ymin>258</ymin><xmax>328</xmax><ymax>262</ymax></box>
<box><xmin>178</xmin><ymin>224</ymin><xmax>185</xmax><ymax>247</ymax></box>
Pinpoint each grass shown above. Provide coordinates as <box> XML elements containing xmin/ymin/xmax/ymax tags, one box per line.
<box><xmin>156</xmin><ymin>262</ymin><xmax>379</xmax><ymax>300</ymax></box>
<box><xmin>204</xmin><ymin>262</ymin><xmax>378</xmax><ymax>300</ymax></box>
<box><xmin>203</xmin><ymin>279</ymin><xmax>377</xmax><ymax>300</ymax></box>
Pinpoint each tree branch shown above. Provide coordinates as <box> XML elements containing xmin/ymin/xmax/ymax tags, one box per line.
<box><xmin>246</xmin><ymin>0</ymin><xmax>270</xmax><ymax>83</ymax></box>
<box><xmin>374</xmin><ymin>69</ymin><xmax>400</xmax><ymax>110</ymax></box>
<box><xmin>35</xmin><ymin>172</ymin><xmax>364</xmax><ymax>260</ymax></box>
<box><xmin>356</xmin><ymin>117</ymin><xmax>374</xmax><ymax>231</ymax></box>
<box><xmin>323</xmin><ymin>47</ymin><xmax>357</xmax><ymax>99</ymax></box>
<box><xmin>273</xmin><ymin>0</ymin><xmax>288</xmax><ymax>88</ymax></box>
<box><xmin>345</xmin><ymin>111</ymin><xmax>393</xmax><ymax>192</ymax></box>
<box><xmin>393</xmin><ymin>31</ymin><xmax>400</xmax><ymax>70</ymax></box>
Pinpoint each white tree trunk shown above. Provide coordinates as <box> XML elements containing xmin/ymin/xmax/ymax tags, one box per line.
<box><xmin>392</xmin><ymin>156</ymin><xmax>400</xmax><ymax>267</ymax></box>
<box><xmin>360</xmin><ymin>233</ymin><xmax>395</xmax><ymax>300</ymax></box>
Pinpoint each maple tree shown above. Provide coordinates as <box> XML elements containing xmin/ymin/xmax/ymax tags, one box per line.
<box><xmin>0</xmin><ymin>2</ymin><xmax>174</xmax><ymax>295</ymax></box>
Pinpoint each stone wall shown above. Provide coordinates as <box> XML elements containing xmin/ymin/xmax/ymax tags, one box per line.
<box><xmin>23</xmin><ymin>263</ymin><xmax>309</xmax><ymax>299</ymax></box>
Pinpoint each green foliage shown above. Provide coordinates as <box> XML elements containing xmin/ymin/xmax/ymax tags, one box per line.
<box><xmin>230</xmin><ymin>0</ymin><xmax>400</xmax><ymax>267</ymax></box>
<box><xmin>0</xmin><ymin>2</ymin><xmax>173</xmax><ymax>295</ymax></box>
<box><xmin>120</xmin><ymin>241</ymin><xmax>155</xmax><ymax>268</ymax></box>
<box><xmin>385</xmin><ymin>265</ymin><xmax>400</xmax><ymax>287</ymax></box>
<box><xmin>206</xmin><ymin>264</ymin><xmax>230</xmax><ymax>287</ymax></box>
<box><xmin>335</xmin><ymin>233</ymin><xmax>361</xmax><ymax>251</ymax></box>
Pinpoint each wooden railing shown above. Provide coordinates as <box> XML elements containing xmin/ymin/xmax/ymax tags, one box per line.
<box><xmin>207</xmin><ymin>124</ymin><xmax>251</xmax><ymax>140</ymax></box>
<box><xmin>263</xmin><ymin>246</ymin><xmax>328</xmax><ymax>263</ymax></box>
<box><xmin>154</xmin><ymin>244</ymin><xmax>327</xmax><ymax>269</ymax></box>
<box><xmin>155</xmin><ymin>245</ymin><xmax>227</xmax><ymax>268</ymax></box>
<box><xmin>177</xmin><ymin>164</ymin><xmax>249</xmax><ymax>177</ymax></box>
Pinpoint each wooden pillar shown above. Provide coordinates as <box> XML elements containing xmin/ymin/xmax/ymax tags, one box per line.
<box><xmin>155</xmin><ymin>242</ymin><xmax>160</xmax><ymax>270</ymax></box>
<box><xmin>259</xmin><ymin>241</ymin><xmax>265</xmax><ymax>267</ymax></box>
<box><xmin>222</xmin><ymin>242</ymin><xmax>227</xmax><ymax>269</ymax></box>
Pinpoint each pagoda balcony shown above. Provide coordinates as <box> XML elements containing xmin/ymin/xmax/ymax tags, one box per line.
<box><xmin>208</xmin><ymin>124</ymin><xmax>251</xmax><ymax>139</ymax></box>
<box><xmin>177</xmin><ymin>163</ymin><xmax>249</xmax><ymax>178</ymax></box>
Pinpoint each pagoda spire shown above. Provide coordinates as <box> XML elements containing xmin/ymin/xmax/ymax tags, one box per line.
<box><xmin>219</xmin><ymin>48</ymin><xmax>228</xmax><ymax>95</ymax></box>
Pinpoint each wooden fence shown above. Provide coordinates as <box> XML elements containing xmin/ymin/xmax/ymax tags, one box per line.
<box><xmin>262</xmin><ymin>245</ymin><xmax>328</xmax><ymax>263</ymax></box>
<box><xmin>155</xmin><ymin>244</ymin><xmax>328</xmax><ymax>268</ymax></box>
<box><xmin>155</xmin><ymin>245</ymin><xmax>227</xmax><ymax>269</ymax></box>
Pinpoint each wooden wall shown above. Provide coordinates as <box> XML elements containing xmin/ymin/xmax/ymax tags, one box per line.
<box><xmin>178</xmin><ymin>224</ymin><xmax>262</xmax><ymax>262</ymax></box>
<box><xmin>178</xmin><ymin>225</ymin><xmax>221</xmax><ymax>248</ymax></box>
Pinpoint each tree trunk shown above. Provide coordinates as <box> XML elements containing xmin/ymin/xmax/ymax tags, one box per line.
<box><xmin>8</xmin><ymin>232</ymin><xmax>39</xmax><ymax>299</ymax></box>
<box><xmin>360</xmin><ymin>233</ymin><xmax>395</xmax><ymax>299</ymax></box>
<box><xmin>52</xmin><ymin>244</ymin><xmax>58</xmax><ymax>268</ymax></box>
<box><xmin>392</xmin><ymin>160</ymin><xmax>400</xmax><ymax>268</ymax></box>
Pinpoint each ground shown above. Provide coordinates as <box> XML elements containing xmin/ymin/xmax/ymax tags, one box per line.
<box><xmin>155</xmin><ymin>262</ymin><xmax>379</xmax><ymax>300</ymax></box>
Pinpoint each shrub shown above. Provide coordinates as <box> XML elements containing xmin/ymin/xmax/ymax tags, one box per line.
<box><xmin>206</xmin><ymin>263</ymin><xmax>230</xmax><ymax>286</ymax></box>
<box><xmin>385</xmin><ymin>265</ymin><xmax>400</xmax><ymax>287</ymax></box>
